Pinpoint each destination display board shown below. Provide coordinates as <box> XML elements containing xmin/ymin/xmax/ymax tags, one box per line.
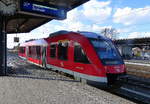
<box><xmin>20</xmin><ymin>0</ymin><xmax>67</xmax><ymax>20</ymax></box>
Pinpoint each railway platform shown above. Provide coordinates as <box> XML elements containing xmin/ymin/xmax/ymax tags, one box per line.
<box><xmin>0</xmin><ymin>51</ymin><xmax>135</xmax><ymax>104</ymax></box>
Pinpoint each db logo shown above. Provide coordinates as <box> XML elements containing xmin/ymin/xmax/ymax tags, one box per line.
<box><xmin>116</xmin><ymin>69</ymin><xmax>120</xmax><ymax>72</ymax></box>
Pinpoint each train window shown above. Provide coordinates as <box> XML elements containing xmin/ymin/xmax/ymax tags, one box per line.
<box><xmin>50</xmin><ymin>44</ymin><xmax>56</xmax><ymax>58</ymax></box>
<box><xmin>28</xmin><ymin>46</ymin><xmax>36</xmax><ymax>58</ymax></box>
<box><xmin>28</xmin><ymin>46</ymin><xmax>32</xmax><ymax>57</ymax></box>
<box><xmin>19</xmin><ymin>47</ymin><xmax>25</xmax><ymax>53</ymax></box>
<box><xmin>36</xmin><ymin>46</ymin><xmax>41</xmax><ymax>59</ymax></box>
<box><xmin>74</xmin><ymin>43</ymin><xmax>90</xmax><ymax>64</ymax></box>
<box><xmin>58</xmin><ymin>42</ymin><xmax>68</xmax><ymax>60</ymax></box>
<box><xmin>89</xmin><ymin>38</ymin><xmax>123</xmax><ymax>65</ymax></box>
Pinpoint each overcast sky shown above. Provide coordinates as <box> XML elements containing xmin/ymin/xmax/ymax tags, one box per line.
<box><xmin>7</xmin><ymin>0</ymin><xmax>150</xmax><ymax>48</ymax></box>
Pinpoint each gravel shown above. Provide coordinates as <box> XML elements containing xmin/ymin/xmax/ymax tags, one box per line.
<box><xmin>0</xmin><ymin>52</ymin><xmax>135</xmax><ymax>104</ymax></box>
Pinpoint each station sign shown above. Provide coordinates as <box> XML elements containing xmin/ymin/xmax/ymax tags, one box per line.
<box><xmin>14</xmin><ymin>37</ymin><xmax>19</xmax><ymax>42</ymax></box>
<box><xmin>19</xmin><ymin>0</ymin><xmax>67</xmax><ymax>20</ymax></box>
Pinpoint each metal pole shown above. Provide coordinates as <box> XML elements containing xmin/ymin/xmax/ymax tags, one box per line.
<box><xmin>0</xmin><ymin>14</ymin><xmax>7</xmax><ymax>75</ymax></box>
<box><xmin>4</xmin><ymin>16</ymin><xmax>7</xmax><ymax>75</ymax></box>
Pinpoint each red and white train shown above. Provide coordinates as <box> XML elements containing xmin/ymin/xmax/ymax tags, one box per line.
<box><xmin>19</xmin><ymin>31</ymin><xmax>126</xmax><ymax>85</ymax></box>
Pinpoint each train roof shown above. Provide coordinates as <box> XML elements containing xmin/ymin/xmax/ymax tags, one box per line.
<box><xmin>79</xmin><ymin>31</ymin><xmax>107</xmax><ymax>40</ymax></box>
<box><xmin>49</xmin><ymin>30</ymin><xmax>69</xmax><ymax>37</ymax></box>
<box><xmin>20</xmin><ymin>39</ymin><xmax>48</xmax><ymax>47</ymax></box>
<box><xmin>49</xmin><ymin>30</ymin><xmax>107</xmax><ymax>40</ymax></box>
<box><xmin>20</xmin><ymin>31</ymin><xmax>109</xmax><ymax>47</ymax></box>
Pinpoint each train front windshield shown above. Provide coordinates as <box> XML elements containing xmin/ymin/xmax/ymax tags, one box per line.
<box><xmin>89</xmin><ymin>38</ymin><xmax>123</xmax><ymax>65</ymax></box>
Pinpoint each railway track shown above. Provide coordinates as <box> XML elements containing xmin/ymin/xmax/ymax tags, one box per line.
<box><xmin>8</xmin><ymin>52</ymin><xmax>150</xmax><ymax>104</ymax></box>
<box><xmin>125</xmin><ymin>75</ymin><xmax>150</xmax><ymax>89</ymax></box>
<box><xmin>113</xmin><ymin>75</ymin><xmax>150</xmax><ymax>104</ymax></box>
<box><xmin>125</xmin><ymin>61</ymin><xmax>150</xmax><ymax>78</ymax></box>
<box><xmin>125</xmin><ymin>60</ymin><xmax>150</xmax><ymax>65</ymax></box>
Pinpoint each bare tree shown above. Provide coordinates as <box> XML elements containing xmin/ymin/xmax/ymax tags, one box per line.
<box><xmin>101</xmin><ymin>28</ymin><xmax>119</xmax><ymax>40</ymax></box>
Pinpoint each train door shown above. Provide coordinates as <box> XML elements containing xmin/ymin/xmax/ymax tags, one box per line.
<box><xmin>42</xmin><ymin>46</ymin><xmax>47</xmax><ymax>68</ymax></box>
<box><xmin>57</xmin><ymin>41</ymin><xmax>70</xmax><ymax>68</ymax></box>
<box><xmin>47</xmin><ymin>43</ymin><xmax>58</xmax><ymax>66</ymax></box>
<box><xmin>26</xmin><ymin>46</ymin><xmax>29</xmax><ymax>59</ymax></box>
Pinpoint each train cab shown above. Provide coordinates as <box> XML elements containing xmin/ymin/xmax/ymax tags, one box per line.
<box><xmin>45</xmin><ymin>31</ymin><xmax>126</xmax><ymax>85</ymax></box>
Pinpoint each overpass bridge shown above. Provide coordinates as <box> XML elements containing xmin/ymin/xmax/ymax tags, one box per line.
<box><xmin>114</xmin><ymin>37</ymin><xmax>150</xmax><ymax>59</ymax></box>
<box><xmin>115</xmin><ymin>37</ymin><xmax>150</xmax><ymax>47</ymax></box>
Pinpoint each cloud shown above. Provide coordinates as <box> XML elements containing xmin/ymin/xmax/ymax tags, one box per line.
<box><xmin>56</xmin><ymin>0</ymin><xmax>112</xmax><ymax>32</ymax></box>
<box><xmin>92</xmin><ymin>24</ymin><xmax>112</xmax><ymax>32</ymax></box>
<box><xmin>48</xmin><ymin>0</ymin><xmax>112</xmax><ymax>33</ymax></box>
<box><xmin>83</xmin><ymin>0</ymin><xmax>112</xmax><ymax>23</ymax></box>
<box><xmin>117</xmin><ymin>26</ymin><xmax>135</xmax><ymax>33</ymax></box>
<box><xmin>60</xmin><ymin>0</ymin><xmax>112</xmax><ymax>25</ymax></box>
<box><xmin>128</xmin><ymin>32</ymin><xmax>140</xmax><ymax>38</ymax></box>
<box><xmin>127</xmin><ymin>32</ymin><xmax>150</xmax><ymax>39</ymax></box>
<box><xmin>113</xmin><ymin>6</ymin><xmax>150</xmax><ymax>25</ymax></box>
